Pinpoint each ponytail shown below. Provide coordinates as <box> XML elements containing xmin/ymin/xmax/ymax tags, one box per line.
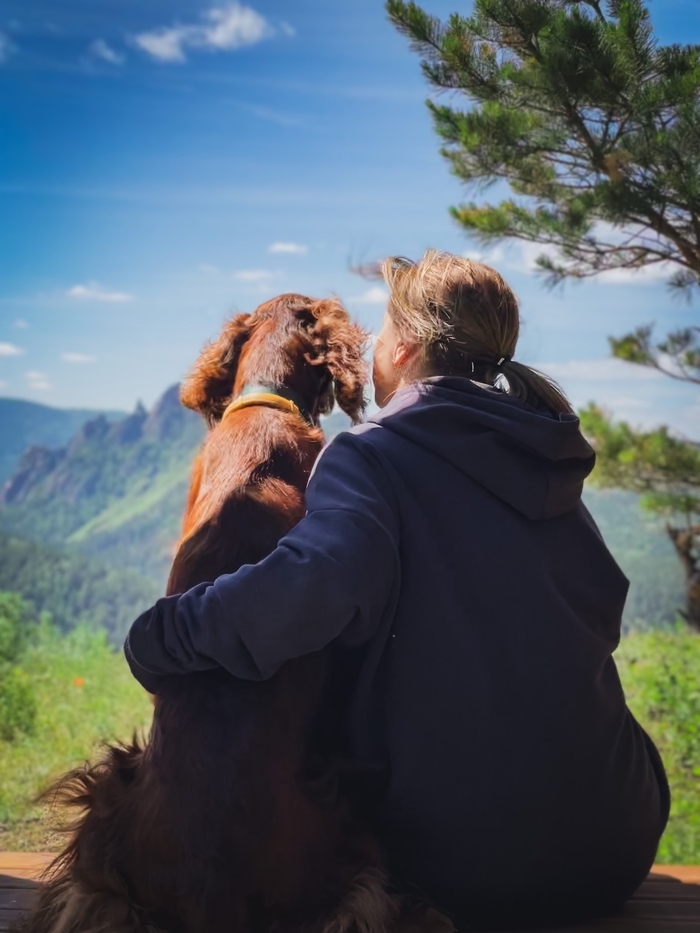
<box><xmin>500</xmin><ymin>360</ymin><xmax>573</xmax><ymax>415</ymax></box>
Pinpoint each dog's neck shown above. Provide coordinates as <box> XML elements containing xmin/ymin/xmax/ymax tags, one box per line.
<box><xmin>235</xmin><ymin>382</ymin><xmax>318</xmax><ymax>425</ymax></box>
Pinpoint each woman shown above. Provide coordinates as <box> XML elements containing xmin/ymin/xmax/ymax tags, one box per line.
<box><xmin>126</xmin><ymin>251</ymin><xmax>669</xmax><ymax>930</ymax></box>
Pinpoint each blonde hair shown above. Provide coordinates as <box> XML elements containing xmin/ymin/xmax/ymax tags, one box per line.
<box><xmin>379</xmin><ymin>249</ymin><xmax>572</xmax><ymax>415</ymax></box>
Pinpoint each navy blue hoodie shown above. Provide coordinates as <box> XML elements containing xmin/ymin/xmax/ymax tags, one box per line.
<box><xmin>126</xmin><ymin>377</ymin><xmax>669</xmax><ymax>927</ymax></box>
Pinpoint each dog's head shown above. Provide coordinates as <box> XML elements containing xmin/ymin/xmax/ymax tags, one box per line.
<box><xmin>180</xmin><ymin>293</ymin><xmax>369</xmax><ymax>426</ymax></box>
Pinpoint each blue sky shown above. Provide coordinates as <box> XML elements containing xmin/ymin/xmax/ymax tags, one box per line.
<box><xmin>1</xmin><ymin>0</ymin><xmax>699</xmax><ymax>437</ymax></box>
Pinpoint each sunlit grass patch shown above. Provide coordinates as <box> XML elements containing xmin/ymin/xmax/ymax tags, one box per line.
<box><xmin>616</xmin><ymin>628</ymin><xmax>700</xmax><ymax>864</ymax></box>
<box><xmin>0</xmin><ymin>623</ymin><xmax>151</xmax><ymax>851</ymax></box>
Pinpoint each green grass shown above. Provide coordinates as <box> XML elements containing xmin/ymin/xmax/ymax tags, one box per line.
<box><xmin>0</xmin><ymin>623</ymin><xmax>151</xmax><ymax>851</ymax></box>
<box><xmin>1</xmin><ymin>625</ymin><xmax>699</xmax><ymax>864</ymax></box>
<box><xmin>616</xmin><ymin>628</ymin><xmax>700</xmax><ymax>864</ymax></box>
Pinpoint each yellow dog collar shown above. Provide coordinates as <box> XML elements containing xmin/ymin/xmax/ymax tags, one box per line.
<box><xmin>222</xmin><ymin>393</ymin><xmax>303</xmax><ymax>421</ymax></box>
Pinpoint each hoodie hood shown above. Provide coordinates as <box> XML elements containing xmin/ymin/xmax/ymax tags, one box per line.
<box><xmin>369</xmin><ymin>377</ymin><xmax>594</xmax><ymax>520</ymax></box>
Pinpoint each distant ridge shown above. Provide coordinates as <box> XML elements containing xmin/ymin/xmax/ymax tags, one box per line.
<box><xmin>0</xmin><ymin>397</ymin><xmax>125</xmax><ymax>486</ymax></box>
<box><xmin>0</xmin><ymin>385</ymin><xmax>205</xmax><ymax>585</ymax></box>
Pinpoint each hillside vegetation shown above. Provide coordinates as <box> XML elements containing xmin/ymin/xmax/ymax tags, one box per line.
<box><xmin>0</xmin><ymin>531</ymin><xmax>159</xmax><ymax>642</ymax></box>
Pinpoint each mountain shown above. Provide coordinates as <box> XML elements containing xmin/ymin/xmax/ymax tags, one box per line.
<box><xmin>0</xmin><ymin>389</ymin><xmax>684</xmax><ymax>635</ymax></box>
<box><xmin>0</xmin><ymin>398</ymin><xmax>125</xmax><ymax>486</ymax></box>
<box><xmin>0</xmin><ymin>385</ymin><xmax>205</xmax><ymax>585</ymax></box>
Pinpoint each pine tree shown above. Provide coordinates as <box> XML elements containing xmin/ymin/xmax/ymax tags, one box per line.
<box><xmin>388</xmin><ymin>0</ymin><xmax>700</xmax><ymax>625</ymax></box>
<box><xmin>386</xmin><ymin>0</ymin><xmax>700</xmax><ymax>381</ymax></box>
<box><xmin>580</xmin><ymin>406</ymin><xmax>700</xmax><ymax>630</ymax></box>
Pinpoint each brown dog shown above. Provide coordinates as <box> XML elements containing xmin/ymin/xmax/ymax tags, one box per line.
<box><xmin>18</xmin><ymin>294</ymin><xmax>398</xmax><ymax>933</ymax></box>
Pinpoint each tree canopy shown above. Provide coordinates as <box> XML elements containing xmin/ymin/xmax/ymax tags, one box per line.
<box><xmin>387</xmin><ymin>0</ymin><xmax>700</xmax><ymax>378</ymax></box>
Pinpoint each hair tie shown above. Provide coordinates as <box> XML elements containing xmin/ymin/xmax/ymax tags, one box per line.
<box><xmin>469</xmin><ymin>356</ymin><xmax>512</xmax><ymax>374</ymax></box>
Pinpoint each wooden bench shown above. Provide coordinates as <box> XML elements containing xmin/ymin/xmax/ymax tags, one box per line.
<box><xmin>1</xmin><ymin>854</ymin><xmax>699</xmax><ymax>932</ymax></box>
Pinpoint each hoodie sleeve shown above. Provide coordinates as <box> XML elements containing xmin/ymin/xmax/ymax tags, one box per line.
<box><xmin>124</xmin><ymin>430</ymin><xmax>400</xmax><ymax>689</ymax></box>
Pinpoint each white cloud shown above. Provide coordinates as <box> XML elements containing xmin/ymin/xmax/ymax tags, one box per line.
<box><xmin>13</xmin><ymin>319</ymin><xmax>28</xmax><ymax>329</ymax></box>
<box><xmin>0</xmin><ymin>342</ymin><xmax>23</xmax><ymax>357</ymax></box>
<box><xmin>26</xmin><ymin>371</ymin><xmax>51</xmax><ymax>391</ymax></box>
<box><xmin>67</xmin><ymin>282</ymin><xmax>134</xmax><ymax>302</ymax></box>
<box><xmin>464</xmin><ymin>245</ymin><xmax>506</xmax><ymax>265</ymax></box>
<box><xmin>596</xmin><ymin>263</ymin><xmax>673</xmax><ymax>285</ymax></box>
<box><xmin>586</xmin><ymin>222</ymin><xmax>673</xmax><ymax>286</ymax></box>
<box><xmin>538</xmin><ymin>358</ymin><xmax>661</xmax><ymax>383</ymax></box>
<box><xmin>601</xmin><ymin>395</ymin><xmax>650</xmax><ymax>411</ymax></box>
<box><xmin>0</xmin><ymin>380</ymin><xmax>7</xmax><ymax>390</ymax></box>
<box><xmin>466</xmin><ymin>242</ymin><xmax>558</xmax><ymax>277</ymax></box>
<box><xmin>233</xmin><ymin>269</ymin><xmax>274</xmax><ymax>282</ymax></box>
<box><xmin>268</xmin><ymin>242</ymin><xmax>307</xmax><ymax>255</ymax></box>
<box><xmin>587</xmin><ymin>396</ymin><xmax>661</xmax><ymax>431</ymax></box>
<box><xmin>204</xmin><ymin>3</ymin><xmax>271</xmax><ymax>50</ymax></box>
<box><xmin>510</xmin><ymin>242</ymin><xmax>557</xmax><ymax>275</ymax></box>
<box><xmin>522</xmin><ymin>357</ymin><xmax>694</xmax><ymax>435</ymax></box>
<box><xmin>467</xmin><ymin>234</ymin><xmax>673</xmax><ymax>286</ymax></box>
<box><xmin>352</xmin><ymin>286</ymin><xmax>390</xmax><ymax>305</ymax></box>
<box><xmin>134</xmin><ymin>29</ymin><xmax>185</xmax><ymax>63</ymax></box>
<box><xmin>62</xmin><ymin>352</ymin><xmax>97</xmax><ymax>364</ymax></box>
<box><xmin>90</xmin><ymin>39</ymin><xmax>124</xmax><ymax>65</ymax></box>
<box><xmin>134</xmin><ymin>3</ymin><xmax>273</xmax><ymax>64</ymax></box>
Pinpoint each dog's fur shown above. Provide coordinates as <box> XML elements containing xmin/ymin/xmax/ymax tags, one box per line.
<box><xmin>17</xmin><ymin>294</ymin><xmax>398</xmax><ymax>933</ymax></box>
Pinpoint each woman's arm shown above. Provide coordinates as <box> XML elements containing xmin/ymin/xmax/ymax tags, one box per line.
<box><xmin>124</xmin><ymin>431</ymin><xmax>400</xmax><ymax>691</ymax></box>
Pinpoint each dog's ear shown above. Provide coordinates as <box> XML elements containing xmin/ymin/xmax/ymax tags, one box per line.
<box><xmin>180</xmin><ymin>313</ymin><xmax>253</xmax><ymax>426</ymax></box>
<box><xmin>307</xmin><ymin>300</ymin><xmax>369</xmax><ymax>424</ymax></box>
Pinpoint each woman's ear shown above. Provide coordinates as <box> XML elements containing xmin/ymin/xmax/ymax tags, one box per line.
<box><xmin>393</xmin><ymin>340</ymin><xmax>421</xmax><ymax>371</ymax></box>
<box><xmin>180</xmin><ymin>313</ymin><xmax>253</xmax><ymax>426</ymax></box>
<box><xmin>307</xmin><ymin>300</ymin><xmax>369</xmax><ymax>424</ymax></box>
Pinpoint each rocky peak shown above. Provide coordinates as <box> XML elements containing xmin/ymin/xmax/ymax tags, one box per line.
<box><xmin>0</xmin><ymin>445</ymin><xmax>65</xmax><ymax>506</ymax></box>
<box><xmin>143</xmin><ymin>384</ymin><xmax>199</xmax><ymax>441</ymax></box>
<box><xmin>66</xmin><ymin>415</ymin><xmax>110</xmax><ymax>455</ymax></box>
<box><xmin>108</xmin><ymin>401</ymin><xmax>148</xmax><ymax>445</ymax></box>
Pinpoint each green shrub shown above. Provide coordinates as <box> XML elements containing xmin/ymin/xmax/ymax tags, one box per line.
<box><xmin>0</xmin><ymin>591</ymin><xmax>35</xmax><ymax>664</ymax></box>
<box><xmin>0</xmin><ymin>667</ymin><xmax>37</xmax><ymax>740</ymax></box>
<box><xmin>616</xmin><ymin>629</ymin><xmax>700</xmax><ymax>863</ymax></box>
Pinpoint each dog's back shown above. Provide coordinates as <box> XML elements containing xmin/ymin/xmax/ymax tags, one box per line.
<box><xmin>132</xmin><ymin>406</ymin><xmax>339</xmax><ymax>932</ymax></box>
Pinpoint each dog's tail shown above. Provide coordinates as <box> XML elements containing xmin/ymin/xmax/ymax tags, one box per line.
<box><xmin>14</xmin><ymin>739</ymin><xmax>165</xmax><ymax>933</ymax></box>
<box><xmin>320</xmin><ymin>868</ymin><xmax>400</xmax><ymax>933</ymax></box>
<box><xmin>12</xmin><ymin>874</ymin><xmax>167</xmax><ymax>933</ymax></box>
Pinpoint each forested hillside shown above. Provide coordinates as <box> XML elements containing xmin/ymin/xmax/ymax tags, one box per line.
<box><xmin>0</xmin><ymin>398</ymin><xmax>124</xmax><ymax>485</ymax></box>
<box><xmin>0</xmin><ymin>532</ymin><xmax>159</xmax><ymax>641</ymax></box>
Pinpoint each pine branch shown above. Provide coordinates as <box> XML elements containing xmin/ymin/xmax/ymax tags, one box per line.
<box><xmin>610</xmin><ymin>325</ymin><xmax>700</xmax><ymax>383</ymax></box>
